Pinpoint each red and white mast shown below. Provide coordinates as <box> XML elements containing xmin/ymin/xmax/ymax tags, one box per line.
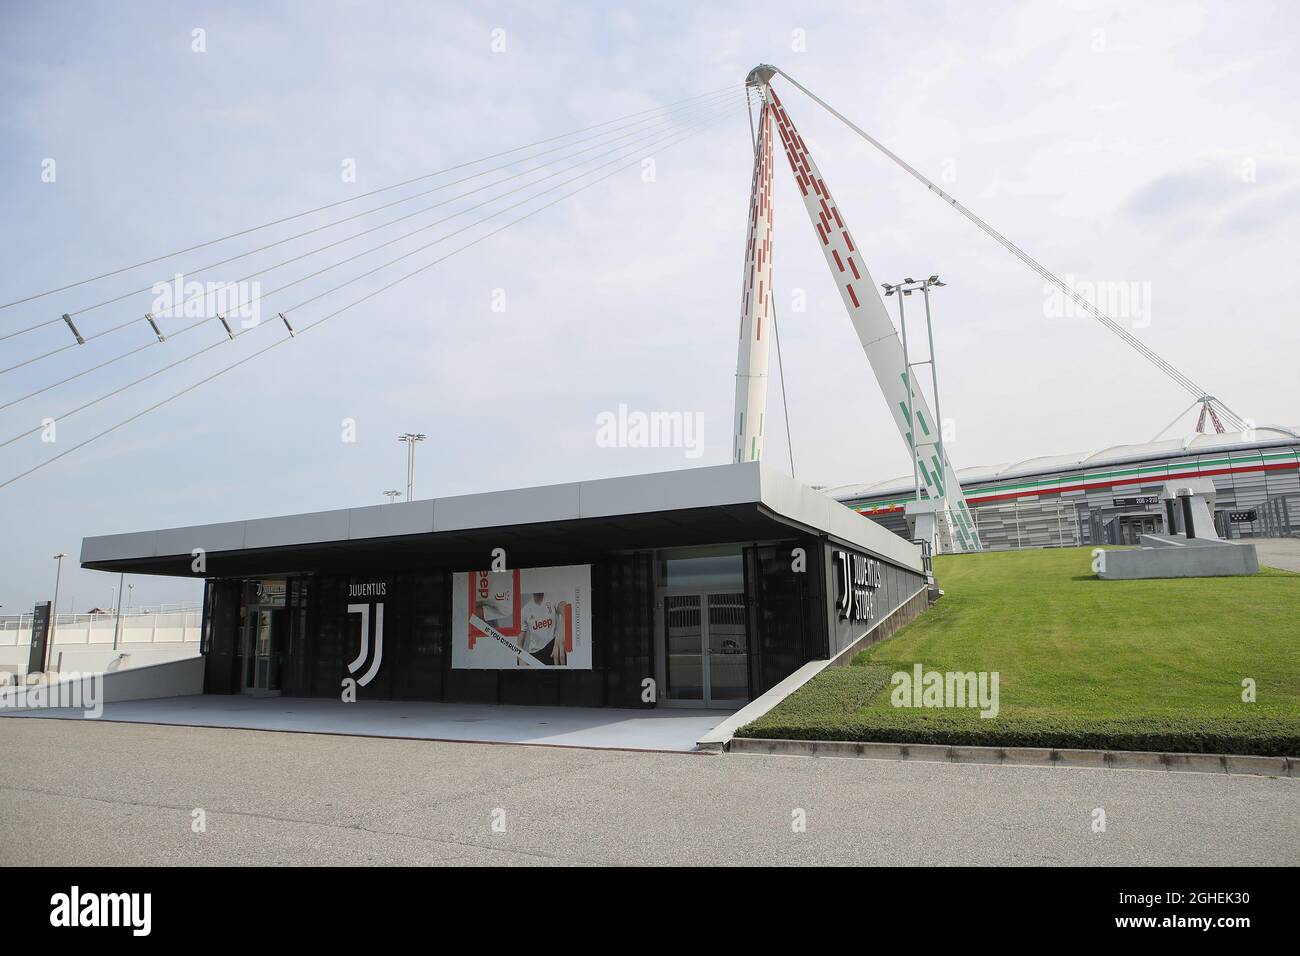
<box><xmin>734</xmin><ymin>66</ymin><xmax>981</xmax><ymax>551</ymax></box>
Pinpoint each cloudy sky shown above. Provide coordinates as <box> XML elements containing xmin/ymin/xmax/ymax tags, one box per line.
<box><xmin>1</xmin><ymin>0</ymin><xmax>1297</xmax><ymax>612</ymax></box>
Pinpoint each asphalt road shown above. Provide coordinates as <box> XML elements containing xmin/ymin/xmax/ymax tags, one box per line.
<box><xmin>1</xmin><ymin>718</ymin><xmax>1296</xmax><ymax>866</ymax></box>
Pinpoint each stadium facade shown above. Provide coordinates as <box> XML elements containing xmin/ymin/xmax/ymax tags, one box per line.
<box><xmin>830</xmin><ymin>428</ymin><xmax>1300</xmax><ymax>550</ymax></box>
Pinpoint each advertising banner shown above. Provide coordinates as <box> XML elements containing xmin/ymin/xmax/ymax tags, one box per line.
<box><xmin>451</xmin><ymin>564</ymin><xmax>592</xmax><ymax>670</ymax></box>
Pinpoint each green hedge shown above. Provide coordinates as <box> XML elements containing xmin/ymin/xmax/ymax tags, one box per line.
<box><xmin>737</xmin><ymin>666</ymin><xmax>1300</xmax><ymax>756</ymax></box>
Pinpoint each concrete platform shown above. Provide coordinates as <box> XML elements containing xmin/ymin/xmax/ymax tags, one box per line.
<box><xmin>0</xmin><ymin>695</ymin><xmax>734</xmax><ymax>753</ymax></box>
<box><xmin>1099</xmin><ymin>537</ymin><xmax>1259</xmax><ymax>579</ymax></box>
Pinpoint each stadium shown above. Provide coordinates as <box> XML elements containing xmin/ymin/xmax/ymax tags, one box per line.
<box><xmin>831</xmin><ymin>427</ymin><xmax>1300</xmax><ymax>550</ymax></box>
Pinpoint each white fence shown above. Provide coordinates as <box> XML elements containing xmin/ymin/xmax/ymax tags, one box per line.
<box><xmin>0</xmin><ymin>604</ymin><xmax>203</xmax><ymax>676</ymax></box>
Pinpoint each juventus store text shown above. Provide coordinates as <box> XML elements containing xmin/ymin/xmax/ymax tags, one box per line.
<box><xmin>79</xmin><ymin>463</ymin><xmax>930</xmax><ymax>709</ymax></box>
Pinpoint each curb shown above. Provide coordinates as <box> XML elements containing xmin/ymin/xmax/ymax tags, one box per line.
<box><xmin>725</xmin><ymin>737</ymin><xmax>1298</xmax><ymax>777</ymax></box>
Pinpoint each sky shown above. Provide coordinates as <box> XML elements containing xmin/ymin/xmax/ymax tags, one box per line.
<box><xmin>1</xmin><ymin>0</ymin><xmax>1297</xmax><ymax>612</ymax></box>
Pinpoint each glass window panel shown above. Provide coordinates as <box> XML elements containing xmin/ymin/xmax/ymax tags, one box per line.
<box><xmin>660</xmin><ymin>554</ymin><xmax>743</xmax><ymax>590</ymax></box>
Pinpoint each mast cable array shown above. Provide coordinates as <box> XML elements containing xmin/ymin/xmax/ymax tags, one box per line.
<box><xmin>0</xmin><ymin>90</ymin><xmax>743</xmax><ymax>488</ymax></box>
<box><xmin>1</xmin><ymin>92</ymin><xmax>738</xmax><ymax>375</ymax></box>
<box><xmin>0</xmin><ymin>83</ymin><xmax>739</xmax><ymax>313</ymax></box>
<box><xmin>0</xmin><ymin>103</ymin><xmax>735</xmax><ymax>447</ymax></box>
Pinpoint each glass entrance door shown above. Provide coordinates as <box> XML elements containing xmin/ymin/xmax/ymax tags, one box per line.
<box><xmin>663</xmin><ymin>594</ymin><xmax>705</xmax><ymax>702</ymax></box>
<box><xmin>658</xmin><ymin>591</ymin><xmax>748</xmax><ymax>707</ymax></box>
<box><xmin>705</xmin><ymin>592</ymin><xmax>747</xmax><ymax>705</ymax></box>
<box><xmin>240</xmin><ymin>607</ymin><xmax>282</xmax><ymax>696</ymax></box>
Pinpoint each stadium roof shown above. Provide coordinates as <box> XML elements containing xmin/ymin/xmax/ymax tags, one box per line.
<box><xmin>827</xmin><ymin>427</ymin><xmax>1300</xmax><ymax>502</ymax></box>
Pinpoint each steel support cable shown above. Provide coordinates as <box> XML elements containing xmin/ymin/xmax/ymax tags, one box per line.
<box><xmin>1</xmin><ymin>101</ymin><xmax>739</xmax><ymax>431</ymax></box>
<box><xmin>771</xmin><ymin>301</ymin><xmax>796</xmax><ymax>479</ymax></box>
<box><xmin>0</xmin><ymin>106</ymin><xmax>740</xmax><ymax>489</ymax></box>
<box><xmin>1150</xmin><ymin>398</ymin><xmax>1204</xmax><ymax>443</ymax></box>
<box><xmin>0</xmin><ymin>338</ymin><xmax>158</xmax><ymax>413</ymax></box>
<box><xmin>951</xmin><ymin>202</ymin><xmax>1215</xmax><ymax>404</ymax></box>
<box><xmin>0</xmin><ymin>103</ymin><xmax>740</xmax><ymax>448</ymax></box>
<box><xmin>1</xmin><ymin>87</ymin><xmax>741</xmax><ymax>345</ymax></box>
<box><xmin>0</xmin><ymin>96</ymin><xmax>741</xmax><ymax>384</ymax></box>
<box><xmin>766</xmin><ymin>67</ymin><xmax>1242</xmax><ymax>429</ymax></box>
<box><xmin>2</xmin><ymin>104</ymin><xmax>743</xmax><ymax>416</ymax></box>
<box><xmin>0</xmin><ymin>82</ymin><xmax>740</xmax><ymax>313</ymax></box>
<box><xmin>1</xmin><ymin>101</ymin><xmax>740</xmax><ymax>410</ymax></box>
<box><xmin>0</xmin><ymin>92</ymin><xmax>743</xmax><ymax>356</ymax></box>
<box><xmin>772</xmin><ymin>68</ymin><xmax>1207</xmax><ymax>398</ymax></box>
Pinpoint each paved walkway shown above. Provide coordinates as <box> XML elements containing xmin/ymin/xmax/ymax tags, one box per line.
<box><xmin>0</xmin><ymin>719</ymin><xmax>1295</xmax><ymax>865</ymax></box>
<box><xmin>0</xmin><ymin>696</ymin><xmax>732</xmax><ymax>752</ymax></box>
<box><xmin>1254</xmin><ymin>536</ymin><xmax>1300</xmax><ymax>573</ymax></box>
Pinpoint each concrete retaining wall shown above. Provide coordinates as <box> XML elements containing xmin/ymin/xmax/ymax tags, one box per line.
<box><xmin>0</xmin><ymin>642</ymin><xmax>201</xmax><ymax>677</ymax></box>
<box><xmin>828</xmin><ymin>585</ymin><xmax>931</xmax><ymax>668</ymax></box>
<box><xmin>97</xmin><ymin>656</ymin><xmax>206</xmax><ymax>703</ymax></box>
<box><xmin>1</xmin><ymin>656</ymin><xmax>206</xmax><ymax>711</ymax></box>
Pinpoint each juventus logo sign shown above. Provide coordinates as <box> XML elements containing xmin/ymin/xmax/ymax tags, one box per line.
<box><xmin>346</xmin><ymin>601</ymin><xmax>384</xmax><ymax>687</ymax></box>
<box><xmin>833</xmin><ymin>549</ymin><xmax>881</xmax><ymax>624</ymax></box>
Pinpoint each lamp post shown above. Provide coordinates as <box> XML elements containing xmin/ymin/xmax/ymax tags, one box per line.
<box><xmin>46</xmin><ymin>553</ymin><xmax>66</xmax><ymax>673</ymax></box>
<box><xmin>397</xmin><ymin>433</ymin><xmax>426</xmax><ymax>502</ymax></box>
<box><xmin>383</xmin><ymin>490</ymin><xmax>401</xmax><ymax>504</ymax></box>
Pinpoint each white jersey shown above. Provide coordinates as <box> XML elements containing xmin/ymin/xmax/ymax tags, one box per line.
<box><xmin>520</xmin><ymin>601</ymin><xmax>557</xmax><ymax>652</ymax></box>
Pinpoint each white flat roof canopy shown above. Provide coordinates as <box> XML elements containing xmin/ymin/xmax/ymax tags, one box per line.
<box><xmin>81</xmin><ymin>462</ymin><xmax>923</xmax><ymax>577</ymax></box>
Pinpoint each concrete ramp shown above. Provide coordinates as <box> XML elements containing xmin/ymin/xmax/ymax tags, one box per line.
<box><xmin>1</xmin><ymin>656</ymin><xmax>204</xmax><ymax>713</ymax></box>
<box><xmin>95</xmin><ymin>656</ymin><xmax>205</xmax><ymax>702</ymax></box>
<box><xmin>0</xmin><ymin>695</ymin><xmax>731</xmax><ymax>752</ymax></box>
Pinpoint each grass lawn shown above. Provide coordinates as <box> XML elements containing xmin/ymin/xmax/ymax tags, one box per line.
<box><xmin>736</xmin><ymin>546</ymin><xmax>1300</xmax><ymax>755</ymax></box>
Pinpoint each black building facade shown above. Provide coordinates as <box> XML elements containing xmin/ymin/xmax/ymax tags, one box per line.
<box><xmin>86</xmin><ymin>465</ymin><xmax>929</xmax><ymax>711</ymax></box>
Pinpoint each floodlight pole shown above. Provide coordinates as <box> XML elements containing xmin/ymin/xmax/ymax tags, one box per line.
<box><xmin>920</xmin><ymin>280</ymin><xmax>947</xmax><ymax>499</ymax></box>
<box><xmin>398</xmin><ymin>433</ymin><xmax>426</xmax><ymax>502</ymax></box>
<box><xmin>886</xmin><ymin>275</ymin><xmax>952</xmax><ymax>549</ymax></box>
<box><xmin>892</xmin><ymin>289</ymin><xmax>920</xmax><ymax>506</ymax></box>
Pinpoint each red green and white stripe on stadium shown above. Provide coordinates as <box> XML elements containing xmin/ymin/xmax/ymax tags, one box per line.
<box><xmin>846</xmin><ymin>448</ymin><xmax>1300</xmax><ymax>515</ymax></box>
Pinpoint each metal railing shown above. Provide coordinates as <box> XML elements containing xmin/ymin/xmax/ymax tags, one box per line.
<box><xmin>1260</xmin><ymin>494</ymin><xmax>1297</xmax><ymax>538</ymax></box>
<box><xmin>912</xmin><ymin>538</ymin><xmax>934</xmax><ymax>576</ymax></box>
<box><xmin>0</xmin><ymin>602</ymin><xmax>200</xmax><ymax>631</ymax></box>
<box><xmin>0</xmin><ymin>603</ymin><xmax>202</xmax><ymax>645</ymax></box>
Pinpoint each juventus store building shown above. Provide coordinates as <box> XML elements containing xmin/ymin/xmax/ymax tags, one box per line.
<box><xmin>79</xmin><ymin>464</ymin><xmax>929</xmax><ymax>710</ymax></box>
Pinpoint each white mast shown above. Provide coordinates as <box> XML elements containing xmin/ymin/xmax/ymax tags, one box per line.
<box><xmin>732</xmin><ymin>72</ymin><xmax>776</xmax><ymax>464</ymax></box>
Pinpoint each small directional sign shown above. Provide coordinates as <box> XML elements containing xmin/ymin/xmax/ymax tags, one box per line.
<box><xmin>1228</xmin><ymin>509</ymin><xmax>1258</xmax><ymax>523</ymax></box>
<box><xmin>1112</xmin><ymin>495</ymin><xmax>1160</xmax><ymax>507</ymax></box>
